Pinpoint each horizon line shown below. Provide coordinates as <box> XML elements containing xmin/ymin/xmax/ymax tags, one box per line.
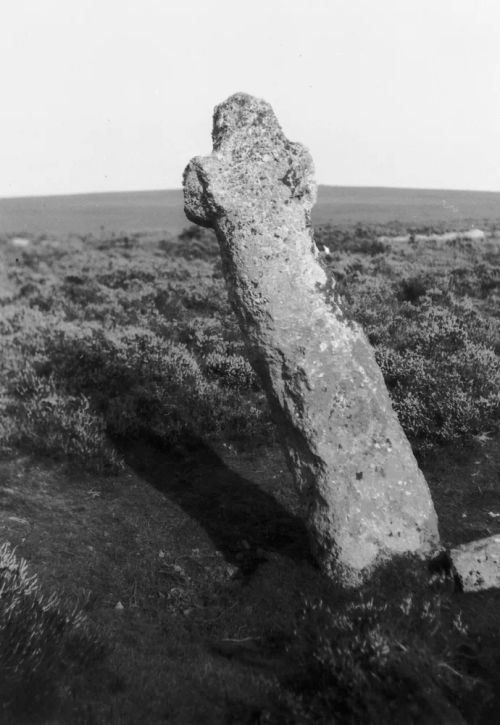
<box><xmin>1</xmin><ymin>183</ymin><xmax>500</xmax><ymax>202</ymax></box>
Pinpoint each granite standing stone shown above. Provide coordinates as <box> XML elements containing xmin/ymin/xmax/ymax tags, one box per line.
<box><xmin>183</xmin><ymin>92</ymin><xmax>440</xmax><ymax>586</ymax></box>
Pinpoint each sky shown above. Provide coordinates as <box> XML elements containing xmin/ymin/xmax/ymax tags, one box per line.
<box><xmin>1</xmin><ymin>0</ymin><xmax>499</xmax><ymax>198</ymax></box>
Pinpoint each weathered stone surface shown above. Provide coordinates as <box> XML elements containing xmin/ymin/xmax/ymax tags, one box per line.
<box><xmin>450</xmin><ymin>535</ymin><xmax>500</xmax><ymax>592</ymax></box>
<box><xmin>183</xmin><ymin>92</ymin><xmax>440</xmax><ymax>586</ymax></box>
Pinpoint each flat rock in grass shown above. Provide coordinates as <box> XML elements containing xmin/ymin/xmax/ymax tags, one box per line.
<box><xmin>183</xmin><ymin>92</ymin><xmax>440</xmax><ymax>587</ymax></box>
<box><xmin>451</xmin><ymin>535</ymin><xmax>500</xmax><ymax>592</ymax></box>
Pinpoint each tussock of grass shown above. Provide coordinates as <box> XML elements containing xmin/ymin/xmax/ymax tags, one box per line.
<box><xmin>257</xmin><ymin>573</ymin><xmax>482</xmax><ymax>724</ymax></box>
<box><xmin>0</xmin><ymin>542</ymin><xmax>106</xmax><ymax>721</ymax></box>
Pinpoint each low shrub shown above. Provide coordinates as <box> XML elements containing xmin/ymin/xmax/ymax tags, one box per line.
<box><xmin>448</xmin><ymin>263</ymin><xmax>500</xmax><ymax>300</ymax></box>
<box><xmin>344</xmin><ymin>280</ymin><xmax>500</xmax><ymax>446</ymax></box>
<box><xmin>37</xmin><ymin>323</ymin><xmax>270</xmax><ymax>448</ymax></box>
<box><xmin>315</xmin><ymin>224</ymin><xmax>388</xmax><ymax>256</ymax></box>
<box><xmin>5</xmin><ymin>367</ymin><xmax>124</xmax><ymax>474</ymax></box>
<box><xmin>399</xmin><ymin>276</ymin><xmax>429</xmax><ymax>303</ymax></box>
<box><xmin>373</xmin><ymin>300</ymin><xmax>500</xmax><ymax>445</ymax></box>
<box><xmin>260</xmin><ymin>584</ymin><xmax>482</xmax><ymax>724</ymax></box>
<box><xmin>203</xmin><ymin>351</ymin><xmax>258</xmax><ymax>390</ymax></box>
<box><xmin>0</xmin><ymin>542</ymin><xmax>105</xmax><ymax>721</ymax></box>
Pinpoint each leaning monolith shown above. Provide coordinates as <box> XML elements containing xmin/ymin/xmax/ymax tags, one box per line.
<box><xmin>183</xmin><ymin>92</ymin><xmax>440</xmax><ymax>586</ymax></box>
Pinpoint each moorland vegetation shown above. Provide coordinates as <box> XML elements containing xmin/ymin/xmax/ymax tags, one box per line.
<box><xmin>1</xmin><ymin>222</ymin><xmax>500</xmax><ymax>722</ymax></box>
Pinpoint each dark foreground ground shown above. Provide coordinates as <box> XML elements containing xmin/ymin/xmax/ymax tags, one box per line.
<box><xmin>2</xmin><ymin>435</ymin><xmax>500</xmax><ymax>723</ymax></box>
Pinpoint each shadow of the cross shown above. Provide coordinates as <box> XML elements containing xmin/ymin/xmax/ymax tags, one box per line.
<box><xmin>115</xmin><ymin>433</ymin><xmax>314</xmax><ymax>577</ymax></box>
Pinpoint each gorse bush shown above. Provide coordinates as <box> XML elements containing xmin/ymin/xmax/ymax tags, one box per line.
<box><xmin>0</xmin><ymin>542</ymin><xmax>105</xmax><ymax>721</ymax></box>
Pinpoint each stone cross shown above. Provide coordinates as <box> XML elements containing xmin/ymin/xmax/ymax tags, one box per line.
<box><xmin>183</xmin><ymin>93</ymin><xmax>440</xmax><ymax>587</ymax></box>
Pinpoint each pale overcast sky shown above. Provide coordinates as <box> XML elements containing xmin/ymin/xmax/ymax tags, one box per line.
<box><xmin>1</xmin><ymin>0</ymin><xmax>499</xmax><ymax>197</ymax></box>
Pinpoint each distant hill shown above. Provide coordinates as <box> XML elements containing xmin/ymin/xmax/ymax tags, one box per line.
<box><xmin>313</xmin><ymin>186</ymin><xmax>500</xmax><ymax>228</ymax></box>
<box><xmin>0</xmin><ymin>186</ymin><xmax>499</xmax><ymax>237</ymax></box>
<box><xmin>0</xmin><ymin>190</ymin><xmax>187</xmax><ymax>238</ymax></box>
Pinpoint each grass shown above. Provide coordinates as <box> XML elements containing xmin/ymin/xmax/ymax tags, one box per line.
<box><xmin>0</xmin><ymin>539</ymin><xmax>106</xmax><ymax>723</ymax></box>
<box><xmin>1</xmin><ymin>221</ymin><xmax>500</xmax><ymax>722</ymax></box>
